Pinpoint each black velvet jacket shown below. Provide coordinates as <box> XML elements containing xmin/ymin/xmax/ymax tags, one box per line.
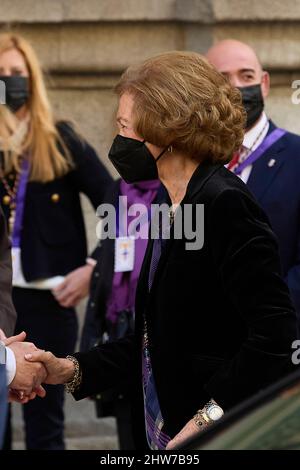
<box><xmin>73</xmin><ymin>162</ymin><xmax>297</xmax><ymax>447</ymax></box>
<box><xmin>0</xmin><ymin>122</ymin><xmax>113</xmax><ymax>281</ymax></box>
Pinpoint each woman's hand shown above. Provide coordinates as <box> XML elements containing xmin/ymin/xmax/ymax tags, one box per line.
<box><xmin>24</xmin><ymin>350</ymin><xmax>75</xmax><ymax>385</ymax></box>
<box><xmin>52</xmin><ymin>264</ymin><xmax>94</xmax><ymax>308</ymax></box>
<box><xmin>166</xmin><ymin>418</ymin><xmax>209</xmax><ymax>450</ymax></box>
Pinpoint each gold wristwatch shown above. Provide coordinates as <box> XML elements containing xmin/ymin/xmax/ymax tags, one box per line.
<box><xmin>64</xmin><ymin>355</ymin><xmax>82</xmax><ymax>393</ymax></box>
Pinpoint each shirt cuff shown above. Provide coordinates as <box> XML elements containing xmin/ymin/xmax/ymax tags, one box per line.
<box><xmin>6</xmin><ymin>347</ymin><xmax>16</xmax><ymax>386</ymax></box>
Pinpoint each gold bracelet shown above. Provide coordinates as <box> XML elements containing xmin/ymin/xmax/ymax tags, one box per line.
<box><xmin>64</xmin><ymin>355</ymin><xmax>82</xmax><ymax>393</ymax></box>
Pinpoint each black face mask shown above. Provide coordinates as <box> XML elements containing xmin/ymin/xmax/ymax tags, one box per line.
<box><xmin>0</xmin><ymin>76</ymin><xmax>29</xmax><ymax>112</ymax></box>
<box><xmin>108</xmin><ymin>135</ymin><xmax>167</xmax><ymax>183</ymax></box>
<box><xmin>238</xmin><ymin>84</ymin><xmax>264</xmax><ymax>129</ymax></box>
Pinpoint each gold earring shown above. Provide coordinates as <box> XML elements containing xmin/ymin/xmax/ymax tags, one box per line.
<box><xmin>168</xmin><ymin>146</ymin><xmax>173</xmax><ymax>153</ymax></box>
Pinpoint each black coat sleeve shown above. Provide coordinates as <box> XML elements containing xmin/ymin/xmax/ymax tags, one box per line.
<box><xmin>72</xmin><ymin>334</ymin><xmax>137</xmax><ymax>400</ymax></box>
<box><xmin>204</xmin><ymin>189</ymin><xmax>297</xmax><ymax>409</ymax></box>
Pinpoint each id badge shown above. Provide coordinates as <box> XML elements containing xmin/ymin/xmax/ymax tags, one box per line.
<box><xmin>114</xmin><ymin>236</ymin><xmax>135</xmax><ymax>272</ymax></box>
<box><xmin>11</xmin><ymin>247</ymin><xmax>22</xmax><ymax>283</ymax></box>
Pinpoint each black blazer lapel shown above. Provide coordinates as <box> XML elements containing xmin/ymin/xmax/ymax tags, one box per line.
<box><xmin>185</xmin><ymin>161</ymin><xmax>224</xmax><ymax>200</ymax></box>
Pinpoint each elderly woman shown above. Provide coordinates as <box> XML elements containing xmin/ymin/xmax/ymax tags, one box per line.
<box><xmin>25</xmin><ymin>51</ymin><xmax>297</xmax><ymax>450</ymax></box>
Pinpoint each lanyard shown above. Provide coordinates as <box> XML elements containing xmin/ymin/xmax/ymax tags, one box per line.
<box><xmin>11</xmin><ymin>157</ymin><xmax>30</xmax><ymax>248</ymax></box>
<box><xmin>234</xmin><ymin>128</ymin><xmax>286</xmax><ymax>175</ymax></box>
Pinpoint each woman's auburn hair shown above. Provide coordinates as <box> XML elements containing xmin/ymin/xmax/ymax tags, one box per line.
<box><xmin>115</xmin><ymin>51</ymin><xmax>246</xmax><ymax>163</ymax></box>
<box><xmin>0</xmin><ymin>32</ymin><xmax>72</xmax><ymax>182</ymax></box>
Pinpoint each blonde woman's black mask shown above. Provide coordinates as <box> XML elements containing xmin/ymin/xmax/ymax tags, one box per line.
<box><xmin>0</xmin><ymin>76</ymin><xmax>29</xmax><ymax>112</ymax></box>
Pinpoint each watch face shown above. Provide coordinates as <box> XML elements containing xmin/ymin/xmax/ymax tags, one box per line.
<box><xmin>207</xmin><ymin>405</ymin><xmax>224</xmax><ymax>421</ymax></box>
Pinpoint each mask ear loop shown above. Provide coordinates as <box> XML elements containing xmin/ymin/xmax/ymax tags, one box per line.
<box><xmin>143</xmin><ymin>140</ymin><xmax>172</xmax><ymax>162</ymax></box>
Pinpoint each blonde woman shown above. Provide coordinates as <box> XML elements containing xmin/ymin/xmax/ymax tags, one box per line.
<box><xmin>0</xmin><ymin>33</ymin><xmax>112</xmax><ymax>449</ymax></box>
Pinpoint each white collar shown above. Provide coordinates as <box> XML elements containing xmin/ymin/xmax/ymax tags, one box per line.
<box><xmin>243</xmin><ymin>112</ymin><xmax>268</xmax><ymax>150</ymax></box>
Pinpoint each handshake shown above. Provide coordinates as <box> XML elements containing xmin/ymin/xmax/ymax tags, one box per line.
<box><xmin>1</xmin><ymin>330</ymin><xmax>76</xmax><ymax>404</ymax></box>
